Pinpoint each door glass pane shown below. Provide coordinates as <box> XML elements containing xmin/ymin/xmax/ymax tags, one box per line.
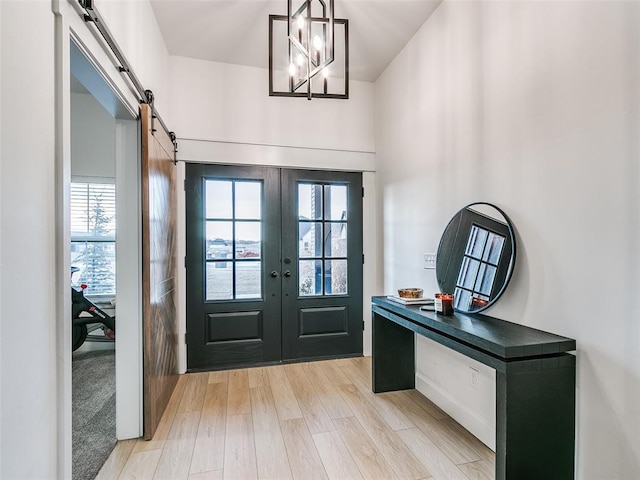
<box><xmin>324</xmin><ymin>223</ymin><xmax>347</xmax><ymax>257</ymax></box>
<box><xmin>206</xmin><ymin>262</ymin><xmax>232</xmax><ymax>300</ymax></box>
<box><xmin>299</xmin><ymin>222</ymin><xmax>322</xmax><ymax>258</ymax></box>
<box><xmin>206</xmin><ymin>221</ymin><xmax>232</xmax><ymax>259</ymax></box>
<box><xmin>235</xmin><ymin>182</ymin><xmax>262</xmax><ymax>220</ymax></box>
<box><xmin>299</xmin><ymin>260</ymin><xmax>322</xmax><ymax>296</ymax></box>
<box><xmin>204</xmin><ymin>179</ymin><xmax>265</xmax><ymax>301</ymax></box>
<box><xmin>236</xmin><ymin>222</ymin><xmax>261</xmax><ymax>259</ymax></box>
<box><xmin>206</xmin><ymin>180</ymin><xmax>232</xmax><ymax>218</ymax></box>
<box><xmin>324</xmin><ymin>185</ymin><xmax>347</xmax><ymax>220</ymax></box>
<box><xmin>298</xmin><ymin>184</ymin><xmax>323</xmax><ymax>220</ymax></box>
<box><xmin>236</xmin><ymin>261</ymin><xmax>261</xmax><ymax>299</ymax></box>
<box><xmin>324</xmin><ymin>259</ymin><xmax>347</xmax><ymax>295</ymax></box>
<box><xmin>298</xmin><ymin>182</ymin><xmax>351</xmax><ymax>297</ymax></box>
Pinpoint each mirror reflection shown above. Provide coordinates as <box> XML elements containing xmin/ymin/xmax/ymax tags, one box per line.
<box><xmin>436</xmin><ymin>203</ymin><xmax>516</xmax><ymax>313</ymax></box>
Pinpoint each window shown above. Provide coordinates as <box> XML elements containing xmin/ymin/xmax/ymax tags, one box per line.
<box><xmin>298</xmin><ymin>183</ymin><xmax>348</xmax><ymax>296</ymax></box>
<box><xmin>205</xmin><ymin>179</ymin><xmax>263</xmax><ymax>301</ymax></box>
<box><xmin>70</xmin><ymin>182</ymin><xmax>116</xmax><ymax>296</ymax></box>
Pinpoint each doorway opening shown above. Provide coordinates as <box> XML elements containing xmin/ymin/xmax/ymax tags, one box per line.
<box><xmin>69</xmin><ymin>39</ymin><xmax>141</xmax><ymax>479</ymax></box>
<box><xmin>185</xmin><ymin>164</ymin><xmax>363</xmax><ymax>371</ymax></box>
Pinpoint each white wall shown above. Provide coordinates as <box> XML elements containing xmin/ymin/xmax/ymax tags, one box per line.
<box><xmin>169</xmin><ymin>56</ymin><xmax>375</xmax><ymax>154</ymax></box>
<box><xmin>375</xmin><ymin>1</ymin><xmax>640</xmax><ymax>478</ymax></box>
<box><xmin>71</xmin><ymin>92</ymin><xmax>116</xmax><ymax>179</ymax></box>
<box><xmin>97</xmin><ymin>0</ymin><xmax>172</xmax><ymax>120</ymax></box>
<box><xmin>1</xmin><ymin>0</ymin><xmax>171</xmax><ymax>477</ymax></box>
<box><xmin>1</xmin><ymin>1</ymin><xmax>57</xmax><ymax>478</ymax></box>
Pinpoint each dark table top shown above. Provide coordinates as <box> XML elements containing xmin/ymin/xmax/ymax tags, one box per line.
<box><xmin>372</xmin><ymin>296</ymin><xmax>576</xmax><ymax>360</ymax></box>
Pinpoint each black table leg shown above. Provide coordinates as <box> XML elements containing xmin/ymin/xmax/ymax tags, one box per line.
<box><xmin>372</xmin><ymin>311</ymin><xmax>415</xmax><ymax>393</ymax></box>
<box><xmin>495</xmin><ymin>355</ymin><xmax>576</xmax><ymax>480</ymax></box>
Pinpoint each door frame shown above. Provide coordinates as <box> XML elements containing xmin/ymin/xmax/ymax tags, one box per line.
<box><xmin>184</xmin><ymin>165</ymin><xmax>364</xmax><ymax>370</ymax></box>
<box><xmin>55</xmin><ymin>3</ymin><xmax>145</xmax><ymax>476</ymax></box>
<box><xmin>176</xmin><ymin>159</ymin><xmax>378</xmax><ymax>374</ymax></box>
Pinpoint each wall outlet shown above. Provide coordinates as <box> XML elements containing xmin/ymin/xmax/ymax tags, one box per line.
<box><xmin>469</xmin><ymin>367</ymin><xmax>479</xmax><ymax>390</ymax></box>
<box><xmin>424</xmin><ymin>253</ymin><xmax>436</xmax><ymax>269</ymax></box>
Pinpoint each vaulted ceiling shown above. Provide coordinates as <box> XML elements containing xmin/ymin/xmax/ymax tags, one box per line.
<box><xmin>150</xmin><ymin>0</ymin><xmax>442</xmax><ymax>82</ymax></box>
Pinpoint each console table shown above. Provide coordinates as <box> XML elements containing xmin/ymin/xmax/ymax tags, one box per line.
<box><xmin>371</xmin><ymin>296</ymin><xmax>576</xmax><ymax>480</ymax></box>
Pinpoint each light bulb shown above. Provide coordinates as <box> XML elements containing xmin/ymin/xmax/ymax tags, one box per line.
<box><xmin>322</xmin><ymin>67</ymin><xmax>329</xmax><ymax>78</ymax></box>
<box><xmin>289</xmin><ymin>63</ymin><xmax>296</xmax><ymax>77</ymax></box>
<box><xmin>297</xmin><ymin>16</ymin><xmax>305</xmax><ymax>30</ymax></box>
<box><xmin>313</xmin><ymin>35</ymin><xmax>323</xmax><ymax>51</ymax></box>
<box><xmin>296</xmin><ymin>54</ymin><xmax>304</xmax><ymax>67</ymax></box>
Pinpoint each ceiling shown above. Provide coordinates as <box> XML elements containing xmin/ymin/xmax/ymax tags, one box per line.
<box><xmin>150</xmin><ymin>0</ymin><xmax>442</xmax><ymax>82</ymax></box>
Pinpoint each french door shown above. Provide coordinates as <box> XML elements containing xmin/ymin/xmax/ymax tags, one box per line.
<box><xmin>185</xmin><ymin>164</ymin><xmax>363</xmax><ymax>370</ymax></box>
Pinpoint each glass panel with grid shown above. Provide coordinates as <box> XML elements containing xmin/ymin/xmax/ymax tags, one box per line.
<box><xmin>298</xmin><ymin>183</ymin><xmax>348</xmax><ymax>296</ymax></box>
<box><xmin>70</xmin><ymin>182</ymin><xmax>116</xmax><ymax>296</ymax></box>
<box><xmin>205</xmin><ymin>179</ymin><xmax>262</xmax><ymax>301</ymax></box>
<box><xmin>454</xmin><ymin>225</ymin><xmax>505</xmax><ymax>310</ymax></box>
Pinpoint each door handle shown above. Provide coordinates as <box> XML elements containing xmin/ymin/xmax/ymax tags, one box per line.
<box><xmin>270</xmin><ymin>270</ymin><xmax>279</xmax><ymax>278</ymax></box>
<box><xmin>283</xmin><ymin>270</ymin><xmax>292</xmax><ymax>277</ymax></box>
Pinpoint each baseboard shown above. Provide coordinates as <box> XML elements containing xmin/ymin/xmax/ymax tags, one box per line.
<box><xmin>415</xmin><ymin>372</ymin><xmax>496</xmax><ymax>451</ymax></box>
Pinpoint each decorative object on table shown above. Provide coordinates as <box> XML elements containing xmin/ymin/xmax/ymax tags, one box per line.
<box><xmin>436</xmin><ymin>202</ymin><xmax>516</xmax><ymax>313</ymax></box>
<box><xmin>397</xmin><ymin>287</ymin><xmax>423</xmax><ymax>299</ymax></box>
<box><xmin>434</xmin><ymin>293</ymin><xmax>454</xmax><ymax>316</ymax></box>
<box><xmin>269</xmin><ymin>0</ymin><xmax>349</xmax><ymax>99</ymax></box>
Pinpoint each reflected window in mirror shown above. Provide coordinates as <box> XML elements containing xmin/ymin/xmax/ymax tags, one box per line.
<box><xmin>454</xmin><ymin>225</ymin><xmax>506</xmax><ymax>310</ymax></box>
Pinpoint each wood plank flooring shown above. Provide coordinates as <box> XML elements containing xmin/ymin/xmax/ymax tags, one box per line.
<box><xmin>96</xmin><ymin>357</ymin><xmax>494</xmax><ymax>480</ymax></box>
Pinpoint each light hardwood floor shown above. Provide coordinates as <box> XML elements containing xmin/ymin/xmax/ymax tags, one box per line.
<box><xmin>96</xmin><ymin>357</ymin><xmax>494</xmax><ymax>480</ymax></box>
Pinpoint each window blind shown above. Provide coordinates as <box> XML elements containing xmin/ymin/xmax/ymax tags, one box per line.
<box><xmin>70</xmin><ymin>182</ymin><xmax>116</xmax><ymax>296</ymax></box>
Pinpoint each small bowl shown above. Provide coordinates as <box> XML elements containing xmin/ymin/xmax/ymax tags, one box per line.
<box><xmin>398</xmin><ymin>288</ymin><xmax>423</xmax><ymax>299</ymax></box>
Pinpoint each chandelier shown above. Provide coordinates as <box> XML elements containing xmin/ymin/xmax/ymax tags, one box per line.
<box><xmin>269</xmin><ymin>0</ymin><xmax>349</xmax><ymax>100</ymax></box>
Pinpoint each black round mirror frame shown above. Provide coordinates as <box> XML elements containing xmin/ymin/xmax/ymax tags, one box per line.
<box><xmin>435</xmin><ymin>202</ymin><xmax>516</xmax><ymax>314</ymax></box>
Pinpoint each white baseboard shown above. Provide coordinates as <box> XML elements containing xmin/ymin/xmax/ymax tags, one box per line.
<box><xmin>415</xmin><ymin>372</ymin><xmax>496</xmax><ymax>451</ymax></box>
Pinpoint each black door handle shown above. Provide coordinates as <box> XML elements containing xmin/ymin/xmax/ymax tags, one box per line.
<box><xmin>283</xmin><ymin>270</ymin><xmax>291</xmax><ymax>277</ymax></box>
<box><xmin>270</xmin><ymin>270</ymin><xmax>279</xmax><ymax>278</ymax></box>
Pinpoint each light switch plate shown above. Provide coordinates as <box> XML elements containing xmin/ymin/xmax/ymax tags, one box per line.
<box><xmin>424</xmin><ymin>253</ymin><xmax>436</xmax><ymax>269</ymax></box>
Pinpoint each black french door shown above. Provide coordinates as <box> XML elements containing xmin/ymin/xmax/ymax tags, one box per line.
<box><xmin>185</xmin><ymin>164</ymin><xmax>363</xmax><ymax>370</ymax></box>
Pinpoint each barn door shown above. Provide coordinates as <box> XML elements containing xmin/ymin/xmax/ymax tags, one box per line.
<box><xmin>140</xmin><ymin>104</ymin><xmax>179</xmax><ymax>439</ymax></box>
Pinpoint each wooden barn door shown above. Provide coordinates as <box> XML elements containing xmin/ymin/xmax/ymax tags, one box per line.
<box><xmin>141</xmin><ymin>104</ymin><xmax>179</xmax><ymax>439</ymax></box>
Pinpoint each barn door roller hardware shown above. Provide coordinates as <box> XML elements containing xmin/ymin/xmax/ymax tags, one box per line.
<box><xmin>78</xmin><ymin>0</ymin><xmax>178</xmax><ymax>162</ymax></box>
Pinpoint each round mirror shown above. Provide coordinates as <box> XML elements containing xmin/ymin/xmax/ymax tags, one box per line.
<box><xmin>436</xmin><ymin>202</ymin><xmax>516</xmax><ymax>313</ymax></box>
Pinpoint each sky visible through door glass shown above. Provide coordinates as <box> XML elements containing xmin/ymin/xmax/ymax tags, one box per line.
<box><xmin>205</xmin><ymin>179</ymin><xmax>262</xmax><ymax>300</ymax></box>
